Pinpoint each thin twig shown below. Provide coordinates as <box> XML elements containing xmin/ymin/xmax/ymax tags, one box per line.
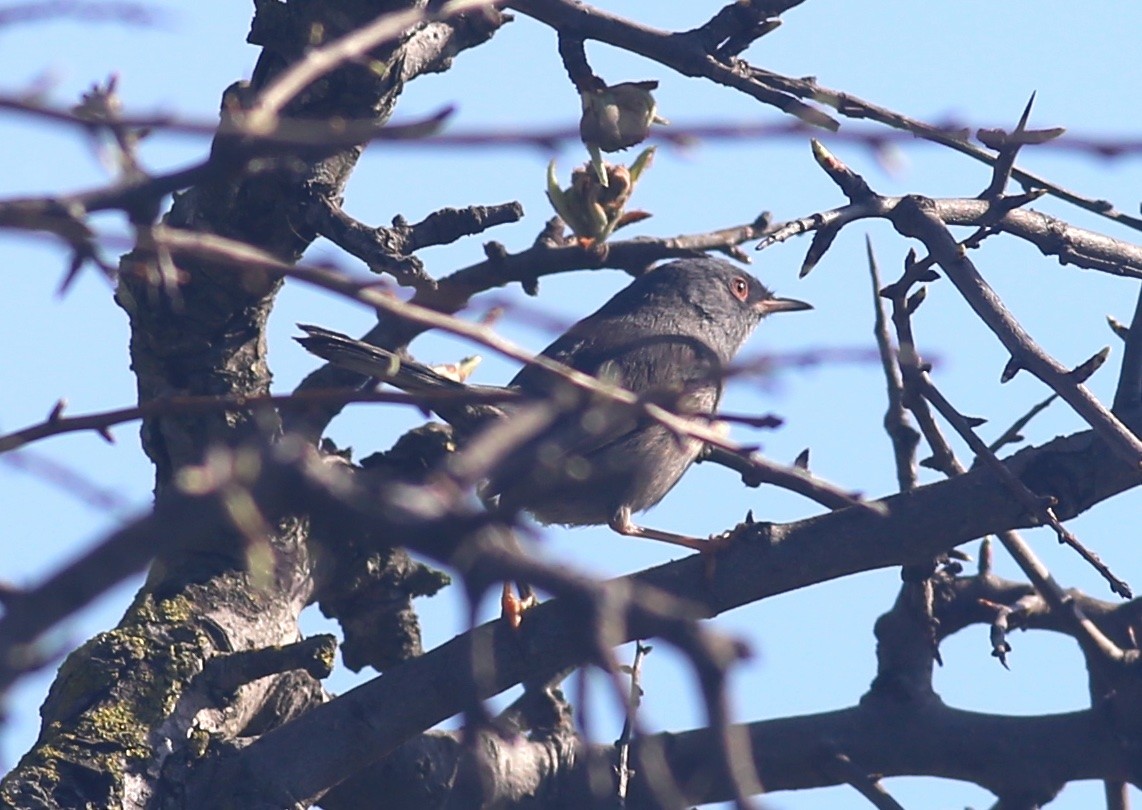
<box><xmin>889</xmin><ymin>195</ymin><xmax>1142</xmax><ymax>469</ymax></box>
<box><xmin>866</xmin><ymin>236</ymin><xmax>919</xmax><ymax>491</ymax></box>
<box><xmin>990</xmin><ymin>346</ymin><xmax>1111</xmax><ymax>452</ymax></box>
<box><xmin>886</xmin><ymin>291</ymin><xmax>1126</xmax><ymax>665</ymax></box>
<box><xmin>4</xmin><ymin>90</ymin><xmax>1142</xmax><ymax>157</ymax></box>
<box><xmin>915</xmin><ymin>373</ymin><xmax>1132</xmax><ymax>600</ymax></box>
<box><xmin>824</xmin><ymin>752</ymin><xmax>906</xmax><ymax>810</ymax></box>
<box><xmin>508</xmin><ymin>0</ymin><xmax>1142</xmax><ymax>229</ymax></box>
<box><xmin>759</xmin><ymin>196</ymin><xmax>1142</xmax><ymax>281</ymax></box>
<box><xmin>616</xmin><ymin>641</ymin><xmax>651</xmax><ymax>804</ymax></box>
<box><xmin>0</xmin><ymin>388</ymin><xmax>519</xmax><ymax>454</ymax></box>
<box><xmin>987</xmin><ymin>393</ymin><xmax>1057</xmax><ymax>454</ymax></box>
<box><xmin>699</xmin><ymin>446</ymin><xmax>879</xmax><ymax>514</ymax></box>
<box><xmin>788</xmin><ymin>143</ymin><xmax>1142</xmax><ymax>469</ymax></box>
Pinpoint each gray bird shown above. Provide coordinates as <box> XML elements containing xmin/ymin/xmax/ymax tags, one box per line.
<box><xmin>298</xmin><ymin>257</ymin><xmax>810</xmax><ymax>551</ymax></box>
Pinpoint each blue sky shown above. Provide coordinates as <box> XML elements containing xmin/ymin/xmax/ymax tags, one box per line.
<box><xmin>2</xmin><ymin>2</ymin><xmax>1141</xmax><ymax>807</ymax></box>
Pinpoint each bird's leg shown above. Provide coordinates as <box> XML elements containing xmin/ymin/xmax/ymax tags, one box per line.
<box><xmin>501</xmin><ymin>580</ymin><xmax>539</xmax><ymax>630</ymax></box>
<box><xmin>608</xmin><ymin>506</ymin><xmax>732</xmax><ymax>553</ymax></box>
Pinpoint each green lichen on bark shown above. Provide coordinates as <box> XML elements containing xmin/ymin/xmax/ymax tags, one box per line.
<box><xmin>1</xmin><ymin>593</ymin><xmax>212</xmax><ymax>809</ymax></box>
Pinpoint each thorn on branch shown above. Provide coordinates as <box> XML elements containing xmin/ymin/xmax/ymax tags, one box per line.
<box><xmin>879</xmin><ymin>248</ymin><xmax>939</xmax><ymax>300</ymax></box>
<box><xmin>1112</xmin><ymin>280</ymin><xmax>1142</xmax><ymax>412</ymax></box>
<box><xmin>978</xmin><ymin>92</ymin><xmax>1040</xmax><ymax>200</ymax></box>
<box><xmin>1000</xmin><ymin>356</ymin><xmax>1024</xmax><ymax>383</ymax></box>
<box><xmin>799</xmin><ymin>224</ymin><xmax>837</xmax><ymax>277</ymax></box>
<box><xmin>698</xmin><ymin>445</ymin><xmax>877</xmax><ymax>513</ymax></box>
<box><xmin>991</xmin><ymin>346</ymin><xmax>1112</xmax><ymax>453</ymax></box>
<box><xmin>1108</xmin><ymin>315</ymin><xmax>1130</xmax><ymax>341</ymax></box>
<box><xmin>904</xmin><ymin>286</ymin><xmax>927</xmax><ymax>315</ymax></box>
<box><xmin>987</xmin><ymin>393</ymin><xmax>1056</xmax><ymax>454</ymax></box>
<box><xmin>914</xmin><ymin>370</ymin><xmax>1133</xmax><ymax>599</ymax></box>
<box><xmin>713</xmin><ymin>411</ymin><xmax>784</xmax><ymax>430</ymax></box>
<box><xmin>57</xmin><ymin>248</ymin><xmax>100</xmax><ymax>296</ymax></box>
<box><xmin>1070</xmin><ymin>346</ymin><xmax>1111</xmax><ymax>383</ymax></box>
<box><xmin>986</xmin><ymin>189</ymin><xmax>1049</xmax><ymax>220</ymax></box>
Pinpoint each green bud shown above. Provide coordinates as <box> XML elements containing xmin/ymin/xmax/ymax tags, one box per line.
<box><xmin>545</xmin><ymin>147</ymin><xmax>656</xmax><ymax>244</ymax></box>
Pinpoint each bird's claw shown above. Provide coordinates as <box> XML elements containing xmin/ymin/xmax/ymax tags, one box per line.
<box><xmin>501</xmin><ymin>582</ymin><xmax>539</xmax><ymax>630</ymax></box>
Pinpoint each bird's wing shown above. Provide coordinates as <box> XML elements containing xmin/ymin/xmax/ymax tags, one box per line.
<box><xmin>295</xmin><ymin>325</ymin><xmax>512</xmax><ymax>432</ymax></box>
<box><xmin>510</xmin><ymin>318</ymin><xmax>726</xmax><ymax>401</ymax></box>
<box><xmin>296</xmin><ymin>324</ymin><xmax>465</xmax><ymax>391</ymax></box>
<box><xmin>483</xmin><ymin>320</ymin><xmax>724</xmax><ymax>503</ymax></box>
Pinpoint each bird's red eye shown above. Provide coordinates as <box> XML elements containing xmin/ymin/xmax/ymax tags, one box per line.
<box><xmin>730</xmin><ymin>276</ymin><xmax>750</xmax><ymax>302</ymax></box>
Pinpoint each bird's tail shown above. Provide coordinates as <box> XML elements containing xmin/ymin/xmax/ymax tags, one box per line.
<box><xmin>295</xmin><ymin>324</ymin><xmax>464</xmax><ymax>393</ymax></box>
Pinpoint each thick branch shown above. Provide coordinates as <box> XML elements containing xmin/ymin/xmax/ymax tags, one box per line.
<box><xmin>296</xmin><ymin>680</ymin><xmax>1136</xmax><ymax>808</ymax></box>
<box><xmin>623</xmin><ymin>703</ymin><xmax>1122</xmax><ymax>806</ymax></box>
<box><xmin>195</xmin><ymin>413</ymin><xmax>1142</xmax><ymax>805</ymax></box>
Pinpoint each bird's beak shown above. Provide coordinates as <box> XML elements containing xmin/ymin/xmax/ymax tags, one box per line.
<box><xmin>757</xmin><ymin>296</ymin><xmax>813</xmax><ymax>315</ymax></box>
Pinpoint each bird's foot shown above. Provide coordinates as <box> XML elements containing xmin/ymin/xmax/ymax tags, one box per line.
<box><xmin>699</xmin><ymin>528</ymin><xmax>744</xmax><ymax>578</ymax></box>
<box><xmin>501</xmin><ymin>581</ymin><xmax>539</xmax><ymax>630</ymax></box>
<box><xmin>608</xmin><ymin>508</ymin><xmax>710</xmax><ymax>552</ymax></box>
<box><xmin>608</xmin><ymin>508</ymin><xmax>739</xmax><ymax>580</ymax></box>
